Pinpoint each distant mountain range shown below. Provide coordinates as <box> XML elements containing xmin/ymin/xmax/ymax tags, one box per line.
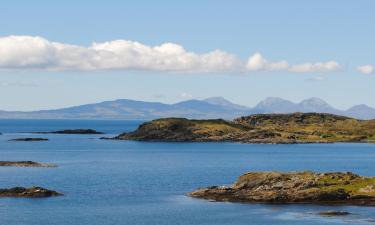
<box><xmin>1</xmin><ymin>97</ymin><xmax>374</xmax><ymax>120</ymax></box>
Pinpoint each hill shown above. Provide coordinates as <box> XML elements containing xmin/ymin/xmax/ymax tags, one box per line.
<box><xmin>115</xmin><ymin>113</ymin><xmax>375</xmax><ymax>144</ymax></box>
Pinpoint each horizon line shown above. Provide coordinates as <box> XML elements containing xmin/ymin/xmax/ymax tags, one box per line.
<box><xmin>0</xmin><ymin>96</ymin><xmax>373</xmax><ymax>113</ymax></box>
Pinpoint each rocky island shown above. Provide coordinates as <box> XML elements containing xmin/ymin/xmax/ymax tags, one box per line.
<box><xmin>9</xmin><ymin>138</ymin><xmax>49</xmax><ymax>141</ymax></box>
<box><xmin>0</xmin><ymin>161</ymin><xmax>56</xmax><ymax>167</ymax></box>
<box><xmin>189</xmin><ymin>171</ymin><xmax>375</xmax><ymax>206</ymax></box>
<box><xmin>115</xmin><ymin>113</ymin><xmax>375</xmax><ymax>144</ymax></box>
<box><xmin>0</xmin><ymin>187</ymin><xmax>62</xmax><ymax>198</ymax></box>
<box><xmin>35</xmin><ymin>129</ymin><xmax>103</xmax><ymax>134</ymax></box>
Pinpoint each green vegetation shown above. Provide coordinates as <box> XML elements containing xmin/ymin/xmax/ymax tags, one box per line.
<box><xmin>235</xmin><ymin>171</ymin><xmax>375</xmax><ymax>197</ymax></box>
<box><xmin>189</xmin><ymin>171</ymin><xmax>375</xmax><ymax>205</ymax></box>
<box><xmin>116</xmin><ymin>113</ymin><xmax>375</xmax><ymax>144</ymax></box>
<box><xmin>368</xmin><ymin>135</ymin><xmax>375</xmax><ymax>142</ymax></box>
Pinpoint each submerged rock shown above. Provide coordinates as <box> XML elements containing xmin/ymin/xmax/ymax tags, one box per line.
<box><xmin>0</xmin><ymin>161</ymin><xmax>56</xmax><ymax>167</ymax></box>
<box><xmin>0</xmin><ymin>187</ymin><xmax>62</xmax><ymax>198</ymax></box>
<box><xmin>9</xmin><ymin>138</ymin><xmax>49</xmax><ymax>142</ymax></box>
<box><xmin>189</xmin><ymin>171</ymin><xmax>375</xmax><ymax>206</ymax></box>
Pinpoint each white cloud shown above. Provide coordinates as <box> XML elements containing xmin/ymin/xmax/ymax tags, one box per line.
<box><xmin>0</xmin><ymin>35</ymin><xmax>341</xmax><ymax>74</ymax></box>
<box><xmin>0</xmin><ymin>36</ymin><xmax>241</xmax><ymax>72</ymax></box>
<box><xmin>246</xmin><ymin>53</ymin><xmax>340</xmax><ymax>73</ymax></box>
<box><xmin>357</xmin><ymin>65</ymin><xmax>374</xmax><ymax>75</ymax></box>
<box><xmin>289</xmin><ymin>61</ymin><xmax>341</xmax><ymax>73</ymax></box>
<box><xmin>179</xmin><ymin>92</ymin><xmax>193</xmax><ymax>99</ymax></box>
<box><xmin>246</xmin><ymin>53</ymin><xmax>289</xmax><ymax>71</ymax></box>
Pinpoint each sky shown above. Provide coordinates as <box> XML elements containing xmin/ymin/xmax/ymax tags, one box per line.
<box><xmin>0</xmin><ymin>0</ymin><xmax>374</xmax><ymax>111</ymax></box>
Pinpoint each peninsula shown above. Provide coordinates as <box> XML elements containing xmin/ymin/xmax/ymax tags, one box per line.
<box><xmin>114</xmin><ymin>113</ymin><xmax>375</xmax><ymax>144</ymax></box>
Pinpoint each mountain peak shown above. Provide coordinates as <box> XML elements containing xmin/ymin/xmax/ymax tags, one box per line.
<box><xmin>346</xmin><ymin>104</ymin><xmax>375</xmax><ymax>120</ymax></box>
<box><xmin>348</xmin><ymin>104</ymin><xmax>372</xmax><ymax>110</ymax></box>
<box><xmin>256</xmin><ymin>97</ymin><xmax>294</xmax><ymax>106</ymax></box>
<box><xmin>203</xmin><ymin>97</ymin><xmax>250</xmax><ymax>110</ymax></box>
<box><xmin>255</xmin><ymin>97</ymin><xmax>297</xmax><ymax>113</ymax></box>
<box><xmin>298</xmin><ymin>97</ymin><xmax>335</xmax><ymax>113</ymax></box>
<box><xmin>262</xmin><ymin>97</ymin><xmax>289</xmax><ymax>102</ymax></box>
<box><xmin>204</xmin><ymin>97</ymin><xmax>233</xmax><ymax>105</ymax></box>
<box><xmin>300</xmin><ymin>97</ymin><xmax>329</xmax><ymax>105</ymax></box>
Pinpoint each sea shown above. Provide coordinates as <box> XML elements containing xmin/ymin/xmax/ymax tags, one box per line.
<box><xmin>1</xmin><ymin>119</ymin><xmax>375</xmax><ymax>225</ymax></box>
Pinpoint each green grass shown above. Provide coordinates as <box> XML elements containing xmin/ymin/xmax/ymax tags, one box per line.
<box><xmin>122</xmin><ymin>113</ymin><xmax>375</xmax><ymax>143</ymax></box>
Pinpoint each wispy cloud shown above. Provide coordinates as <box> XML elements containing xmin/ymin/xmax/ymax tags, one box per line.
<box><xmin>0</xmin><ymin>81</ymin><xmax>37</xmax><ymax>87</ymax></box>
<box><xmin>0</xmin><ymin>35</ymin><xmax>342</xmax><ymax>74</ymax></box>
<box><xmin>305</xmin><ymin>76</ymin><xmax>325</xmax><ymax>82</ymax></box>
<box><xmin>357</xmin><ymin>65</ymin><xmax>374</xmax><ymax>75</ymax></box>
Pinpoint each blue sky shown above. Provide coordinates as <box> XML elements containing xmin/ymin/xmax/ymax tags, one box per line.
<box><xmin>0</xmin><ymin>0</ymin><xmax>374</xmax><ymax>111</ymax></box>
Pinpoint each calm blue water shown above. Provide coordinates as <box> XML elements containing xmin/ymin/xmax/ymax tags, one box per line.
<box><xmin>1</xmin><ymin>119</ymin><xmax>375</xmax><ymax>225</ymax></box>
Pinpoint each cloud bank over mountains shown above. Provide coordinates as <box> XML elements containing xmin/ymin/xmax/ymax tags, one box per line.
<box><xmin>0</xmin><ymin>35</ymin><xmax>344</xmax><ymax>73</ymax></box>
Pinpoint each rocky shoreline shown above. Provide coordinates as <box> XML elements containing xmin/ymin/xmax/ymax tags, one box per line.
<box><xmin>0</xmin><ymin>187</ymin><xmax>62</xmax><ymax>198</ymax></box>
<box><xmin>189</xmin><ymin>171</ymin><xmax>375</xmax><ymax>206</ymax></box>
<box><xmin>0</xmin><ymin>161</ymin><xmax>56</xmax><ymax>167</ymax></box>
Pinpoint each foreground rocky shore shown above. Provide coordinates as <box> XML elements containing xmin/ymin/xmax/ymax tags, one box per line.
<box><xmin>189</xmin><ymin>171</ymin><xmax>375</xmax><ymax>206</ymax></box>
<box><xmin>115</xmin><ymin>113</ymin><xmax>375</xmax><ymax>144</ymax></box>
<box><xmin>0</xmin><ymin>161</ymin><xmax>56</xmax><ymax>167</ymax></box>
<box><xmin>0</xmin><ymin>187</ymin><xmax>62</xmax><ymax>198</ymax></box>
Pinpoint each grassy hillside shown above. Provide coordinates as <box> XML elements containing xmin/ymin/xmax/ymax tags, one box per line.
<box><xmin>116</xmin><ymin>113</ymin><xmax>375</xmax><ymax>143</ymax></box>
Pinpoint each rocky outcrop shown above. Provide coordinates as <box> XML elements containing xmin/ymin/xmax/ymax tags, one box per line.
<box><xmin>9</xmin><ymin>138</ymin><xmax>49</xmax><ymax>141</ymax></box>
<box><xmin>318</xmin><ymin>211</ymin><xmax>351</xmax><ymax>216</ymax></box>
<box><xmin>36</xmin><ymin>129</ymin><xmax>103</xmax><ymax>134</ymax></box>
<box><xmin>189</xmin><ymin>171</ymin><xmax>375</xmax><ymax>206</ymax></box>
<box><xmin>0</xmin><ymin>187</ymin><xmax>62</xmax><ymax>198</ymax></box>
<box><xmin>115</xmin><ymin>113</ymin><xmax>375</xmax><ymax>144</ymax></box>
<box><xmin>0</xmin><ymin>161</ymin><xmax>56</xmax><ymax>167</ymax></box>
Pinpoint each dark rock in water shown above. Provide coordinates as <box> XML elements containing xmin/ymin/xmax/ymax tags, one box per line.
<box><xmin>9</xmin><ymin>138</ymin><xmax>49</xmax><ymax>142</ymax></box>
<box><xmin>318</xmin><ymin>211</ymin><xmax>351</xmax><ymax>216</ymax></box>
<box><xmin>100</xmin><ymin>137</ymin><xmax>113</xmax><ymax>140</ymax></box>
<box><xmin>0</xmin><ymin>161</ymin><xmax>56</xmax><ymax>167</ymax></box>
<box><xmin>189</xmin><ymin>171</ymin><xmax>375</xmax><ymax>206</ymax></box>
<box><xmin>0</xmin><ymin>186</ymin><xmax>62</xmax><ymax>198</ymax></box>
<box><xmin>36</xmin><ymin>129</ymin><xmax>103</xmax><ymax>134</ymax></box>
